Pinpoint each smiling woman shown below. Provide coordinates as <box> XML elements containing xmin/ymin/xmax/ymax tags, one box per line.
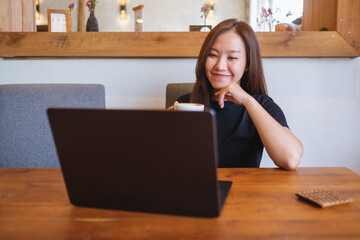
<box><xmin>175</xmin><ymin>20</ymin><xmax>304</xmax><ymax>170</ymax></box>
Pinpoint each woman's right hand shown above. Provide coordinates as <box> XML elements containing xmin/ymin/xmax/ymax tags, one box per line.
<box><xmin>214</xmin><ymin>82</ymin><xmax>251</xmax><ymax>108</ymax></box>
<box><xmin>166</xmin><ymin>101</ymin><xmax>178</xmax><ymax>111</ymax></box>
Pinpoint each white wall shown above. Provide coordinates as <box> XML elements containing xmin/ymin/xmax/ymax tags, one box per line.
<box><xmin>1</xmin><ymin>57</ymin><xmax>359</xmax><ymax>173</ymax></box>
<box><xmin>261</xmin><ymin>58</ymin><xmax>360</xmax><ymax>172</ymax></box>
<box><xmin>142</xmin><ymin>0</ymin><xmax>248</xmax><ymax>32</ymax></box>
<box><xmin>37</xmin><ymin>0</ymin><xmax>248</xmax><ymax>32</ymax></box>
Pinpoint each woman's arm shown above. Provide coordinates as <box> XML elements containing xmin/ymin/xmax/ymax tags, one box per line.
<box><xmin>215</xmin><ymin>82</ymin><xmax>303</xmax><ymax>170</ymax></box>
<box><xmin>243</xmin><ymin>96</ymin><xmax>303</xmax><ymax>170</ymax></box>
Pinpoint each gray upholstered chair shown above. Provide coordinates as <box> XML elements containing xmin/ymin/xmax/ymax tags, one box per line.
<box><xmin>0</xmin><ymin>84</ymin><xmax>105</xmax><ymax>168</ymax></box>
<box><xmin>165</xmin><ymin>83</ymin><xmax>194</xmax><ymax>109</ymax></box>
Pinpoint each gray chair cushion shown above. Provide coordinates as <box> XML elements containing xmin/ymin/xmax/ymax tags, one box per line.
<box><xmin>0</xmin><ymin>84</ymin><xmax>105</xmax><ymax>168</ymax></box>
<box><xmin>165</xmin><ymin>83</ymin><xmax>194</xmax><ymax>109</ymax></box>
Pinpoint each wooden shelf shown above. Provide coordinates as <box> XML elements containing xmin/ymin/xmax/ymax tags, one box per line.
<box><xmin>0</xmin><ymin>0</ymin><xmax>358</xmax><ymax>59</ymax></box>
<box><xmin>0</xmin><ymin>31</ymin><xmax>358</xmax><ymax>59</ymax></box>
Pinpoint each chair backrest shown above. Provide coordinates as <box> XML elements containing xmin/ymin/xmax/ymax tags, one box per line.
<box><xmin>165</xmin><ymin>83</ymin><xmax>194</xmax><ymax>109</ymax></box>
<box><xmin>0</xmin><ymin>84</ymin><xmax>105</xmax><ymax>168</ymax></box>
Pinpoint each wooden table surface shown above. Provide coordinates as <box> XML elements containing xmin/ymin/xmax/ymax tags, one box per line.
<box><xmin>0</xmin><ymin>167</ymin><xmax>359</xmax><ymax>239</ymax></box>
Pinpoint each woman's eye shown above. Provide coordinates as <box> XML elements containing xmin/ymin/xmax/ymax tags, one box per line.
<box><xmin>209</xmin><ymin>53</ymin><xmax>218</xmax><ymax>58</ymax></box>
<box><xmin>228</xmin><ymin>57</ymin><xmax>238</xmax><ymax>60</ymax></box>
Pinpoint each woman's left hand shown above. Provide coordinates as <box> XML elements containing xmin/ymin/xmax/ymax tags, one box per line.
<box><xmin>214</xmin><ymin>82</ymin><xmax>250</xmax><ymax>108</ymax></box>
<box><xmin>166</xmin><ymin>101</ymin><xmax>178</xmax><ymax>111</ymax></box>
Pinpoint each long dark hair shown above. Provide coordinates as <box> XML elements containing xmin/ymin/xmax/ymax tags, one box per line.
<box><xmin>190</xmin><ymin>19</ymin><xmax>267</xmax><ymax>107</ymax></box>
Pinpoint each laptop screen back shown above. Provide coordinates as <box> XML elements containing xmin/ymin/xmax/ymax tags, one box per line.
<box><xmin>47</xmin><ymin>109</ymin><xmax>230</xmax><ymax>217</ymax></box>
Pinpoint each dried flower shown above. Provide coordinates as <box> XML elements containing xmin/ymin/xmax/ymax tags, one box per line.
<box><xmin>259</xmin><ymin>7</ymin><xmax>276</xmax><ymax>25</ymax></box>
<box><xmin>68</xmin><ymin>3</ymin><xmax>76</xmax><ymax>14</ymax></box>
<box><xmin>86</xmin><ymin>0</ymin><xmax>98</xmax><ymax>13</ymax></box>
<box><xmin>286</xmin><ymin>11</ymin><xmax>293</xmax><ymax>18</ymax></box>
<box><xmin>257</xmin><ymin>7</ymin><xmax>276</xmax><ymax>31</ymax></box>
<box><xmin>258</xmin><ymin>7</ymin><xmax>293</xmax><ymax>32</ymax></box>
<box><xmin>200</xmin><ymin>3</ymin><xmax>211</xmax><ymax>19</ymax></box>
<box><xmin>261</xmin><ymin>7</ymin><xmax>272</xmax><ymax>19</ymax></box>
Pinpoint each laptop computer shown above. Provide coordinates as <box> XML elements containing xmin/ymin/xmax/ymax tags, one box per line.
<box><xmin>47</xmin><ymin>108</ymin><xmax>232</xmax><ymax>218</ymax></box>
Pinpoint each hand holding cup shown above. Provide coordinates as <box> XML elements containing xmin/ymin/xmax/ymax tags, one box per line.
<box><xmin>174</xmin><ymin>102</ymin><xmax>204</xmax><ymax>111</ymax></box>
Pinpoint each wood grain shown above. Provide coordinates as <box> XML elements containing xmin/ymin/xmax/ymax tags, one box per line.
<box><xmin>77</xmin><ymin>0</ymin><xmax>86</xmax><ymax>32</ymax></box>
<box><xmin>0</xmin><ymin>167</ymin><xmax>359</xmax><ymax>240</ymax></box>
<box><xmin>303</xmin><ymin>0</ymin><xmax>338</xmax><ymax>31</ymax></box>
<box><xmin>0</xmin><ymin>31</ymin><xmax>358</xmax><ymax>58</ymax></box>
<box><xmin>22</xmin><ymin>0</ymin><xmax>36</xmax><ymax>32</ymax></box>
<box><xmin>337</xmin><ymin>0</ymin><xmax>360</xmax><ymax>55</ymax></box>
<box><xmin>0</xmin><ymin>0</ymin><xmax>35</xmax><ymax>32</ymax></box>
<box><xmin>0</xmin><ymin>0</ymin><xmax>359</xmax><ymax>58</ymax></box>
<box><xmin>256</xmin><ymin>31</ymin><xmax>357</xmax><ymax>57</ymax></box>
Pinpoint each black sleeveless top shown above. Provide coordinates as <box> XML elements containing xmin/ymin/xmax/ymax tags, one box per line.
<box><xmin>176</xmin><ymin>94</ymin><xmax>288</xmax><ymax>168</ymax></box>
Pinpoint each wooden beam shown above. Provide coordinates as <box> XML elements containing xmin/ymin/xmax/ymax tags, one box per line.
<box><xmin>0</xmin><ymin>32</ymin><xmax>204</xmax><ymax>58</ymax></box>
<box><xmin>256</xmin><ymin>31</ymin><xmax>358</xmax><ymax>57</ymax></box>
<box><xmin>0</xmin><ymin>31</ymin><xmax>358</xmax><ymax>59</ymax></box>
<box><xmin>337</xmin><ymin>0</ymin><xmax>360</xmax><ymax>55</ymax></box>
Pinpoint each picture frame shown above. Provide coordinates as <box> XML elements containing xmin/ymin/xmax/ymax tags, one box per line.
<box><xmin>47</xmin><ymin>9</ymin><xmax>70</xmax><ymax>32</ymax></box>
<box><xmin>189</xmin><ymin>25</ymin><xmax>212</xmax><ymax>32</ymax></box>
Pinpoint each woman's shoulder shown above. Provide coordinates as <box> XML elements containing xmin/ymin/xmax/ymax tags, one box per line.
<box><xmin>252</xmin><ymin>94</ymin><xmax>278</xmax><ymax>107</ymax></box>
<box><xmin>252</xmin><ymin>94</ymin><xmax>288</xmax><ymax>127</ymax></box>
<box><xmin>251</xmin><ymin>94</ymin><xmax>273</xmax><ymax>102</ymax></box>
<box><xmin>176</xmin><ymin>93</ymin><xmax>191</xmax><ymax>103</ymax></box>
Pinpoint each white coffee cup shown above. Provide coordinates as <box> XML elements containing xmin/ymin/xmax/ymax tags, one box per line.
<box><xmin>174</xmin><ymin>103</ymin><xmax>204</xmax><ymax>111</ymax></box>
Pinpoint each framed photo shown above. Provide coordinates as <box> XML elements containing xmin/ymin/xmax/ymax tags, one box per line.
<box><xmin>47</xmin><ymin>9</ymin><xmax>70</xmax><ymax>32</ymax></box>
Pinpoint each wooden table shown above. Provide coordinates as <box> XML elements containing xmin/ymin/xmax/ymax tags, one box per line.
<box><xmin>0</xmin><ymin>167</ymin><xmax>359</xmax><ymax>239</ymax></box>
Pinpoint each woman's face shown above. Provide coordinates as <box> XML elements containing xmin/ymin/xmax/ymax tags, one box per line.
<box><xmin>205</xmin><ymin>30</ymin><xmax>247</xmax><ymax>91</ymax></box>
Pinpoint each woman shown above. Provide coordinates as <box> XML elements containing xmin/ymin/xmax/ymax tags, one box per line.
<box><xmin>171</xmin><ymin>19</ymin><xmax>303</xmax><ymax>170</ymax></box>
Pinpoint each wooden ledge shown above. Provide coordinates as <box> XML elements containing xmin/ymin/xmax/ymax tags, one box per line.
<box><xmin>257</xmin><ymin>31</ymin><xmax>358</xmax><ymax>57</ymax></box>
<box><xmin>0</xmin><ymin>32</ymin><xmax>358</xmax><ymax>59</ymax></box>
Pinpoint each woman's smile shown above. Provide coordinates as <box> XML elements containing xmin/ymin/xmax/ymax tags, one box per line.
<box><xmin>211</xmin><ymin>72</ymin><xmax>232</xmax><ymax>79</ymax></box>
<box><xmin>205</xmin><ymin>30</ymin><xmax>247</xmax><ymax>90</ymax></box>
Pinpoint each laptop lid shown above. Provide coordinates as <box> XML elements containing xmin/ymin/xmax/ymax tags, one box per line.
<box><xmin>47</xmin><ymin>109</ymin><xmax>231</xmax><ymax>218</ymax></box>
